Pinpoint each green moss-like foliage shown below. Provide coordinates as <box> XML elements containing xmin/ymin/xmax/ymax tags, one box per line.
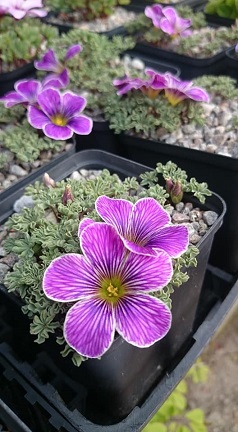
<box><xmin>194</xmin><ymin>75</ymin><xmax>238</xmax><ymax>100</ymax></box>
<box><xmin>0</xmin><ymin>17</ymin><xmax>58</xmax><ymax>72</ymax></box>
<box><xmin>49</xmin><ymin>30</ymin><xmax>135</xmax><ymax>114</ymax></box>
<box><xmin>103</xmin><ymin>88</ymin><xmax>205</xmax><ymax>137</ymax></box>
<box><xmin>0</xmin><ymin>120</ymin><xmax>64</xmax><ymax>164</ymax></box>
<box><xmin>45</xmin><ymin>0</ymin><xmax>130</xmax><ymax>20</ymax></box>
<box><xmin>3</xmin><ymin>161</ymin><xmax>209</xmax><ymax>365</ymax></box>
<box><xmin>205</xmin><ymin>0</ymin><xmax>238</xmax><ymax>19</ymax></box>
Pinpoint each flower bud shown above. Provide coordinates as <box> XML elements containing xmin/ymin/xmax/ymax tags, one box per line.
<box><xmin>165</xmin><ymin>178</ymin><xmax>174</xmax><ymax>194</ymax></box>
<box><xmin>62</xmin><ymin>185</ymin><xmax>74</xmax><ymax>205</ymax></box>
<box><xmin>170</xmin><ymin>181</ymin><xmax>183</xmax><ymax>204</ymax></box>
<box><xmin>43</xmin><ymin>173</ymin><xmax>56</xmax><ymax>188</ymax></box>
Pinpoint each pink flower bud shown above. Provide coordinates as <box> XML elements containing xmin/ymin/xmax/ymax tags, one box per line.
<box><xmin>62</xmin><ymin>185</ymin><xmax>74</xmax><ymax>205</ymax></box>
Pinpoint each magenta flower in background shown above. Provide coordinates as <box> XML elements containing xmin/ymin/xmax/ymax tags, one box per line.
<box><xmin>164</xmin><ymin>74</ymin><xmax>210</xmax><ymax>106</ymax></box>
<box><xmin>235</xmin><ymin>43</ymin><xmax>238</xmax><ymax>54</ymax></box>
<box><xmin>27</xmin><ymin>88</ymin><xmax>92</xmax><ymax>140</ymax></box>
<box><xmin>4</xmin><ymin>0</ymin><xmax>47</xmax><ymax>19</ymax></box>
<box><xmin>113</xmin><ymin>69</ymin><xmax>167</xmax><ymax>97</ymax></box>
<box><xmin>43</xmin><ymin>222</ymin><xmax>173</xmax><ymax>358</ymax></box>
<box><xmin>159</xmin><ymin>7</ymin><xmax>192</xmax><ymax>38</ymax></box>
<box><xmin>113</xmin><ymin>75</ymin><xmax>146</xmax><ymax>95</ymax></box>
<box><xmin>78</xmin><ymin>196</ymin><xmax>189</xmax><ymax>258</ymax></box>
<box><xmin>0</xmin><ymin>77</ymin><xmax>64</xmax><ymax>108</ymax></box>
<box><xmin>34</xmin><ymin>45</ymin><xmax>82</xmax><ymax>87</ymax></box>
<box><xmin>145</xmin><ymin>4</ymin><xmax>164</xmax><ymax>28</ymax></box>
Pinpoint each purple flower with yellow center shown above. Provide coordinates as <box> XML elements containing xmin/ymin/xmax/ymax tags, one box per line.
<box><xmin>5</xmin><ymin>0</ymin><xmax>47</xmax><ymax>20</ymax></box>
<box><xmin>34</xmin><ymin>45</ymin><xmax>82</xmax><ymax>87</ymax></box>
<box><xmin>43</xmin><ymin>222</ymin><xmax>173</xmax><ymax>358</ymax></box>
<box><xmin>113</xmin><ymin>69</ymin><xmax>167</xmax><ymax>98</ymax></box>
<box><xmin>27</xmin><ymin>88</ymin><xmax>93</xmax><ymax>140</ymax></box>
<box><xmin>79</xmin><ymin>196</ymin><xmax>189</xmax><ymax>258</ymax></box>
<box><xmin>159</xmin><ymin>7</ymin><xmax>192</xmax><ymax>38</ymax></box>
<box><xmin>0</xmin><ymin>77</ymin><xmax>64</xmax><ymax>108</ymax></box>
<box><xmin>145</xmin><ymin>4</ymin><xmax>164</xmax><ymax>28</ymax></box>
<box><xmin>164</xmin><ymin>74</ymin><xmax>210</xmax><ymax>106</ymax></box>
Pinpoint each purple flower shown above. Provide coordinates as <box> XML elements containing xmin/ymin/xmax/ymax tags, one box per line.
<box><xmin>34</xmin><ymin>45</ymin><xmax>82</xmax><ymax>87</ymax></box>
<box><xmin>164</xmin><ymin>74</ymin><xmax>210</xmax><ymax>106</ymax></box>
<box><xmin>78</xmin><ymin>196</ymin><xmax>189</xmax><ymax>258</ymax></box>
<box><xmin>235</xmin><ymin>43</ymin><xmax>238</xmax><ymax>54</ymax></box>
<box><xmin>159</xmin><ymin>7</ymin><xmax>192</xmax><ymax>38</ymax></box>
<box><xmin>43</xmin><ymin>223</ymin><xmax>173</xmax><ymax>358</ymax></box>
<box><xmin>113</xmin><ymin>75</ymin><xmax>146</xmax><ymax>95</ymax></box>
<box><xmin>145</xmin><ymin>4</ymin><xmax>164</xmax><ymax>28</ymax></box>
<box><xmin>27</xmin><ymin>88</ymin><xmax>93</xmax><ymax>140</ymax></box>
<box><xmin>5</xmin><ymin>0</ymin><xmax>47</xmax><ymax>20</ymax></box>
<box><xmin>113</xmin><ymin>69</ymin><xmax>167</xmax><ymax>97</ymax></box>
<box><xmin>0</xmin><ymin>77</ymin><xmax>64</xmax><ymax>108</ymax></box>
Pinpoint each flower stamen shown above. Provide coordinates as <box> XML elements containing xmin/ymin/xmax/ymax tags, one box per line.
<box><xmin>51</xmin><ymin>114</ymin><xmax>68</xmax><ymax>126</ymax></box>
<box><xmin>107</xmin><ymin>283</ymin><xmax>119</xmax><ymax>297</ymax></box>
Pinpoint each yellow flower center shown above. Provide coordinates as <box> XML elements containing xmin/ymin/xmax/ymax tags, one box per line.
<box><xmin>51</xmin><ymin>114</ymin><xmax>68</xmax><ymax>126</ymax></box>
<box><xmin>100</xmin><ymin>278</ymin><xmax>125</xmax><ymax>305</ymax></box>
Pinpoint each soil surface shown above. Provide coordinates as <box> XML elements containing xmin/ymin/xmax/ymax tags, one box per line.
<box><xmin>188</xmin><ymin>309</ymin><xmax>238</xmax><ymax>432</ymax></box>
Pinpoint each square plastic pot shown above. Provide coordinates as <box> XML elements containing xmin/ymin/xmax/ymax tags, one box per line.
<box><xmin>75</xmin><ymin>53</ymin><xmax>181</xmax><ymax>154</ymax></box>
<box><xmin>118</xmin><ymin>134</ymin><xmax>238</xmax><ymax>273</ymax></box>
<box><xmin>125</xmin><ymin>0</ymin><xmax>201</xmax><ymax>12</ymax></box>
<box><xmin>0</xmin><ymin>150</ymin><xmax>225</xmax><ymax>428</ymax></box>
<box><xmin>225</xmin><ymin>46</ymin><xmax>238</xmax><ymax>80</ymax></box>
<box><xmin>0</xmin><ymin>266</ymin><xmax>237</xmax><ymax>432</ymax></box>
<box><xmin>194</xmin><ymin>1</ymin><xmax>235</xmax><ymax>27</ymax></box>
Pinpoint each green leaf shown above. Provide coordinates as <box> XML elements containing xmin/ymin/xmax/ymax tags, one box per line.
<box><xmin>143</xmin><ymin>422</ymin><xmax>167</xmax><ymax>432</ymax></box>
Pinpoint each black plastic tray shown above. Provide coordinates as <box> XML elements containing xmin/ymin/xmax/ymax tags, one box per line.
<box><xmin>125</xmin><ymin>0</ymin><xmax>201</xmax><ymax>13</ymax></box>
<box><xmin>0</xmin><ymin>63</ymin><xmax>35</xmax><ymax>97</ymax></box>
<box><xmin>194</xmin><ymin>1</ymin><xmax>235</xmax><ymax>27</ymax></box>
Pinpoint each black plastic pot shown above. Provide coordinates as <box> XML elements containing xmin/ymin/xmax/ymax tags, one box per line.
<box><xmin>118</xmin><ymin>134</ymin><xmax>238</xmax><ymax>273</ymax></box>
<box><xmin>0</xmin><ymin>150</ymin><xmax>225</xmax><ymax>429</ymax></box>
<box><xmin>225</xmin><ymin>46</ymin><xmax>238</xmax><ymax>80</ymax></box>
<box><xmin>0</xmin><ymin>63</ymin><xmax>35</xmax><ymax>97</ymax></box>
<box><xmin>43</xmin><ymin>12</ymin><xmax>128</xmax><ymax>37</ymax></box>
<box><xmin>125</xmin><ymin>0</ymin><xmax>201</xmax><ymax>12</ymax></box>
<box><xmin>132</xmin><ymin>42</ymin><xmax>226</xmax><ymax>79</ymax></box>
<box><xmin>0</xmin><ymin>265</ymin><xmax>237</xmax><ymax>432</ymax></box>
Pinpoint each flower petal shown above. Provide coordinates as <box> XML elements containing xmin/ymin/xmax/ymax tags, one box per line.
<box><xmin>27</xmin><ymin>105</ymin><xmax>49</xmax><ymax>128</ymax></box>
<box><xmin>64</xmin><ymin>44</ymin><xmax>82</xmax><ymax>61</ymax></box>
<box><xmin>68</xmin><ymin>116</ymin><xmax>93</xmax><ymax>135</ymax></box>
<box><xmin>58</xmin><ymin>69</ymin><xmax>69</xmax><ymax>87</ymax></box>
<box><xmin>130</xmin><ymin>198</ymin><xmax>170</xmax><ymax>243</ymax></box>
<box><xmin>43</xmin><ymin>123</ymin><xmax>73</xmax><ymax>140</ymax></box>
<box><xmin>64</xmin><ymin>297</ymin><xmax>115</xmax><ymax>358</ymax></box>
<box><xmin>62</xmin><ymin>92</ymin><xmax>87</xmax><ymax>118</ymax></box>
<box><xmin>37</xmin><ymin>88</ymin><xmax>61</xmax><ymax>118</ymax></box>
<box><xmin>15</xmin><ymin>79</ymin><xmax>41</xmax><ymax>103</ymax></box>
<box><xmin>115</xmin><ymin>294</ymin><xmax>172</xmax><ymax>347</ymax></box>
<box><xmin>122</xmin><ymin>249</ymin><xmax>173</xmax><ymax>293</ymax></box>
<box><xmin>95</xmin><ymin>195</ymin><xmax>133</xmax><ymax>237</ymax></box>
<box><xmin>0</xmin><ymin>92</ymin><xmax>25</xmax><ymax>107</ymax></box>
<box><xmin>80</xmin><ymin>223</ymin><xmax>126</xmax><ymax>277</ymax></box>
<box><xmin>34</xmin><ymin>49</ymin><xmax>59</xmax><ymax>72</ymax></box>
<box><xmin>186</xmin><ymin>87</ymin><xmax>210</xmax><ymax>103</ymax></box>
<box><xmin>147</xmin><ymin>225</ymin><xmax>189</xmax><ymax>258</ymax></box>
<box><xmin>43</xmin><ymin>253</ymin><xmax>102</xmax><ymax>302</ymax></box>
<box><xmin>78</xmin><ymin>218</ymin><xmax>95</xmax><ymax>239</ymax></box>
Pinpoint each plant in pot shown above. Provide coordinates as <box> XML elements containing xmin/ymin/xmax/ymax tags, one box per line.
<box><xmin>0</xmin><ymin>48</ymin><xmax>93</xmax><ymax>196</ymax></box>
<box><xmin>225</xmin><ymin>41</ymin><xmax>238</xmax><ymax>79</ymax></box>
<box><xmin>104</xmin><ymin>69</ymin><xmax>238</xmax><ymax>273</ymax></box>
<box><xmin>0</xmin><ymin>1</ymin><xmax>60</xmax><ymax>96</ymax></box>
<box><xmin>203</xmin><ymin>0</ymin><xmax>238</xmax><ymax>25</ymax></box>
<box><xmin>0</xmin><ymin>148</ymin><xmax>225</xmax><ymax>426</ymax></box>
<box><xmin>43</xmin><ymin>0</ymin><xmax>136</xmax><ymax>36</ymax></box>
<box><xmin>34</xmin><ymin>28</ymin><xmax>181</xmax><ymax>152</ymax></box>
<box><xmin>125</xmin><ymin>3</ymin><xmax>238</xmax><ymax>78</ymax></box>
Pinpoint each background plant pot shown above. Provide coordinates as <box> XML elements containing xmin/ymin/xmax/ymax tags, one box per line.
<box><xmin>0</xmin><ymin>63</ymin><xmax>36</xmax><ymax>97</ymax></box>
<box><xmin>0</xmin><ymin>261</ymin><xmax>237</xmax><ymax>431</ymax></box>
<box><xmin>194</xmin><ymin>1</ymin><xmax>235</xmax><ymax>27</ymax></box>
<box><xmin>118</xmin><ymin>134</ymin><xmax>238</xmax><ymax>273</ymax></box>
<box><xmin>132</xmin><ymin>42</ymin><xmax>226</xmax><ymax>79</ymax></box>
<box><xmin>224</xmin><ymin>46</ymin><xmax>238</xmax><ymax>80</ymax></box>
<box><xmin>43</xmin><ymin>12</ymin><xmax>129</xmax><ymax>37</ymax></box>
<box><xmin>0</xmin><ymin>150</ymin><xmax>225</xmax><ymax>427</ymax></box>
<box><xmin>125</xmin><ymin>0</ymin><xmax>201</xmax><ymax>12</ymax></box>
